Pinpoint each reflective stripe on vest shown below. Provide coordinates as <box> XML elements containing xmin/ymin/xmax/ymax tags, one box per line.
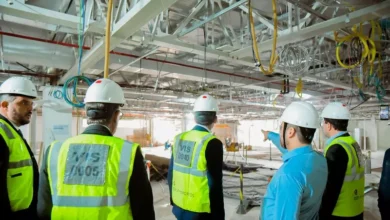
<box><xmin>336</xmin><ymin>140</ymin><xmax>364</xmax><ymax>182</ymax></box>
<box><xmin>172</xmin><ymin>133</ymin><xmax>213</xmax><ymax>177</ymax></box>
<box><xmin>0</xmin><ymin>119</ymin><xmax>34</xmax><ymax>212</ymax></box>
<box><xmin>325</xmin><ymin>136</ymin><xmax>365</xmax><ymax>217</ymax></box>
<box><xmin>49</xmin><ymin>141</ymin><xmax>133</xmax><ymax>207</ymax></box>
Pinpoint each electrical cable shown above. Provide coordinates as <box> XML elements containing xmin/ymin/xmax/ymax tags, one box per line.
<box><xmin>295</xmin><ymin>77</ymin><xmax>303</xmax><ymax>98</ymax></box>
<box><xmin>62</xmin><ymin>0</ymin><xmax>92</xmax><ymax>108</ymax></box>
<box><xmin>248</xmin><ymin>0</ymin><xmax>278</xmax><ymax>75</ymax></box>
<box><xmin>335</xmin><ymin>24</ymin><xmax>376</xmax><ymax>71</ymax></box>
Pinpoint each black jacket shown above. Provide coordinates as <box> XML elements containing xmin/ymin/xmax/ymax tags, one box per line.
<box><xmin>0</xmin><ymin>114</ymin><xmax>39</xmax><ymax>220</ymax></box>
<box><xmin>378</xmin><ymin>148</ymin><xmax>390</xmax><ymax>220</ymax></box>
<box><xmin>319</xmin><ymin>133</ymin><xmax>363</xmax><ymax>220</ymax></box>
<box><xmin>37</xmin><ymin>124</ymin><xmax>155</xmax><ymax>220</ymax></box>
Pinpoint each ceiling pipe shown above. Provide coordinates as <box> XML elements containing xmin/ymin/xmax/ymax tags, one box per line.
<box><xmin>0</xmin><ymin>31</ymin><xmax>300</xmax><ymax>89</ymax></box>
<box><xmin>0</xmin><ymin>31</ymin><xmax>352</xmax><ymax>96</ymax></box>
<box><xmin>0</xmin><ymin>70</ymin><xmax>56</xmax><ymax>79</ymax></box>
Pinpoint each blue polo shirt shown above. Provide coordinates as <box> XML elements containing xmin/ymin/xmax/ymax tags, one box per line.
<box><xmin>261</xmin><ymin>132</ymin><xmax>328</xmax><ymax>220</ymax></box>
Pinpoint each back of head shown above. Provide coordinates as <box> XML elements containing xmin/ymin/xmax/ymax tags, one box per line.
<box><xmin>84</xmin><ymin>79</ymin><xmax>125</xmax><ymax>126</ymax></box>
<box><xmin>281</xmin><ymin>101</ymin><xmax>319</xmax><ymax>144</ymax></box>
<box><xmin>321</xmin><ymin>102</ymin><xmax>350</xmax><ymax>131</ymax></box>
<box><xmin>193</xmin><ymin>94</ymin><xmax>218</xmax><ymax>127</ymax></box>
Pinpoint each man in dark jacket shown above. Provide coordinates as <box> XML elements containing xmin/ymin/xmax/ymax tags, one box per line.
<box><xmin>319</xmin><ymin>102</ymin><xmax>364</xmax><ymax>220</ymax></box>
<box><xmin>37</xmin><ymin>78</ymin><xmax>155</xmax><ymax>219</ymax></box>
<box><xmin>378</xmin><ymin>148</ymin><xmax>390</xmax><ymax>220</ymax></box>
<box><xmin>168</xmin><ymin>94</ymin><xmax>225</xmax><ymax>220</ymax></box>
<box><xmin>0</xmin><ymin>77</ymin><xmax>39</xmax><ymax>219</ymax></box>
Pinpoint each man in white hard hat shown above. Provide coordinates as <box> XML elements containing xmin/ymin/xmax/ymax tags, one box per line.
<box><xmin>261</xmin><ymin>101</ymin><xmax>328</xmax><ymax>219</ymax></box>
<box><xmin>37</xmin><ymin>78</ymin><xmax>155</xmax><ymax>220</ymax></box>
<box><xmin>319</xmin><ymin>102</ymin><xmax>364</xmax><ymax>220</ymax></box>
<box><xmin>168</xmin><ymin>94</ymin><xmax>225</xmax><ymax>220</ymax></box>
<box><xmin>0</xmin><ymin>77</ymin><xmax>39</xmax><ymax>219</ymax></box>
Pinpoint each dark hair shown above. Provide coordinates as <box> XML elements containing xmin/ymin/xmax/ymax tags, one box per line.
<box><xmin>324</xmin><ymin>118</ymin><xmax>348</xmax><ymax>131</ymax></box>
<box><xmin>286</xmin><ymin>124</ymin><xmax>316</xmax><ymax>144</ymax></box>
<box><xmin>194</xmin><ymin>111</ymin><xmax>217</xmax><ymax>126</ymax></box>
<box><xmin>85</xmin><ymin>103</ymin><xmax>120</xmax><ymax>125</ymax></box>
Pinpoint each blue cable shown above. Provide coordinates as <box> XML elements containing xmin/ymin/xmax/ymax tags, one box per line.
<box><xmin>62</xmin><ymin>0</ymin><xmax>91</xmax><ymax>108</ymax></box>
<box><xmin>62</xmin><ymin>76</ymin><xmax>93</xmax><ymax>108</ymax></box>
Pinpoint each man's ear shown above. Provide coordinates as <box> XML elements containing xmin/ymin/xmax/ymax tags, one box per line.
<box><xmin>0</xmin><ymin>101</ymin><xmax>8</xmax><ymax>108</ymax></box>
<box><xmin>287</xmin><ymin>127</ymin><xmax>296</xmax><ymax>138</ymax></box>
<box><xmin>214</xmin><ymin>116</ymin><xmax>218</xmax><ymax>124</ymax></box>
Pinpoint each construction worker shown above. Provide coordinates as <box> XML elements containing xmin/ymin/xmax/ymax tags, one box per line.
<box><xmin>168</xmin><ymin>94</ymin><xmax>225</xmax><ymax>220</ymax></box>
<box><xmin>37</xmin><ymin>78</ymin><xmax>155</xmax><ymax>220</ymax></box>
<box><xmin>0</xmin><ymin>77</ymin><xmax>39</xmax><ymax>219</ymax></box>
<box><xmin>378</xmin><ymin>148</ymin><xmax>390</xmax><ymax>220</ymax></box>
<box><xmin>261</xmin><ymin>101</ymin><xmax>328</xmax><ymax>219</ymax></box>
<box><xmin>319</xmin><ymin>102</ymin><xmax>364</xmax><ymax>220</ymax></box>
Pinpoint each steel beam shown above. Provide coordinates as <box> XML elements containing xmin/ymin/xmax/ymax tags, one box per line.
<box><xmin>0</xmin><ymin>0</ymin><xmax>105</xmax><ymax>33</ymax></box>
<box><xmin>178</xmin><ymin>0</ymin><xmax>247</xmax><ymax>37</ymax></box>
<box><xmin>238</xmin><ymin>5</ymin><xmax>275</xmax><ymax>30</ymax></box>
<box><xmin>59</xmin><ymin>0</ymin><xmax>178</xmax><ymax>83</ymax></box>
<box><xmin>173</xmin><ymin>0</ymin><xmax>206</xmax><ymax>35</ymax></box>
<box><xmin>230</xmin><ymin>0</ymin><xmax>390</xmax><ymax>58</ymax></box>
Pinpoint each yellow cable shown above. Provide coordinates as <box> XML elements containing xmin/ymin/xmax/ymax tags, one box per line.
<box><xmin>249</xmin><ymin>0</ymin><xmax>278</xmax><ymax>75</ymax></box>
<box><xmin>336</xmin><ymin>21</ymin><xmax>377</xmax><ymax>71</ymax></box>
<box><xmin>103</xmin><ymin>0</ymin><xmax>114</xmax><ymax>78</ymax></box>
<box><xmin>295</xmin><ymin>78</ymin><xmax>303</xmax><ymax>98</ymax></box>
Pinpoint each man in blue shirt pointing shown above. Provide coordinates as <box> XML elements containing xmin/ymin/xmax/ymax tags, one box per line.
<box><xmin>260</xmin><ymin>101</ymin><xmax>328</xmax><ymax>220</ymax></box>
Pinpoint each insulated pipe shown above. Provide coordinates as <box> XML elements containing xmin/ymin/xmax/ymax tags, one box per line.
<box><xmin>103</xmin><ymin>0</ymin><xmax>114</xmax><ymax>78</ymax></box>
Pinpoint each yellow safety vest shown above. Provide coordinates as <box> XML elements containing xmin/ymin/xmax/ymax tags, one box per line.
<box><xmin>324</xmin><ymin>135</ymin><xmax>365</xmax><ymax>217</ymax></box>
<box><xmin>0</xmin><ymin>119</ymin><xmax>34</xmax><ymax>211</ymax></box>
<box><xmin>47</xmin><ymin>134</ymin><xmax>139</xmax><ymax>220</ymax></box>
<box><xmin>171</xmin><ymin>130</ymin><xmax>216</xmax><ymax>213</ymax></box>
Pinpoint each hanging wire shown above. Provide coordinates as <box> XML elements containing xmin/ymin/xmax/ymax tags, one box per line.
<box><xmin>62</xmin><ymin>0</ymin><xmax>92</xmax><ymax>108</ymax></box>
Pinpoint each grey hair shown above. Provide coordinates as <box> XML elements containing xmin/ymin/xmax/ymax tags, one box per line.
<box><xmin>0</xmin><ymin>94</ymin><xmax>17</xmax><ymax>103</ymax></box>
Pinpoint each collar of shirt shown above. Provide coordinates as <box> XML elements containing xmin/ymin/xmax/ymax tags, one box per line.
<box><xmin>83</xmin><ymin>124</ymin><xmax>113</xmax><ymax>136</ymax></box>
<box><xmin>194</xmin><ymin>124</ymin><xmax>211</xmax><ymax>133</ymax></box>
<box><xmin>282</xmin><ymin>145</ymin><xmax>313</xmax><ymax>162</ymax></box>
<box><xmin>325</xmin><ymin>131</ymin><xmax>347</xmax><ymax>146</ymax></box>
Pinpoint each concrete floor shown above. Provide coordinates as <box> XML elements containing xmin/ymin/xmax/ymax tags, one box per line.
<box><xmin>152</xmin><ymin>181</ymin><xmax>382</xmax><ymax>220</ymax></box>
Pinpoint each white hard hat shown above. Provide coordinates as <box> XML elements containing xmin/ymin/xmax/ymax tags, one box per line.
<box><xmin>84</xmin><ymin>78</ymin><xmax>125</xmax><ymax>105</ymax></box>
<box><xmin>193</xmin><ymin>94</ymin><xmax>219</xmax><ymax>112</ymax></box>
<box><xmin>0</xmin><ymin>77</ymin><xmax>37</xmax><ymax>98</ymax></box>
<box><xmin>281</xmin><ymin>101</ymin><xmax>319</xmax><ymax>129</ymax></box>
<box><xmin>321</xmin><ymin>102</ymin><xmax>350</xmax><ymax>120</ymax></box>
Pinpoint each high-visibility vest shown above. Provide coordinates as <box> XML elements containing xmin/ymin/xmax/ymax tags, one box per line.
<box><xmin>0</xmin><ymin>119</ymin><xmax>34</xmax><ymax>211</ymax></box>
<box><xmin>47</xmin><ymin>134</ymin><xmax>139</xmax><ymax>220</ymax></box>
<box><xmin>324</xmin><ymin>135</ymin><xmax>365</xmax><ymax>217</ymax></box>
<box><xmin>171</xmin><ymin>130</ymin><xmax>216</xmax><ymax>213</ymax></box>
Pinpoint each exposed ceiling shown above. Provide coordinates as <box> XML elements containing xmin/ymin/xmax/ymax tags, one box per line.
<box><xmin>0</xmin><ymin>0</ymin><xmax>389</xmax><ymax>120</ymax></box>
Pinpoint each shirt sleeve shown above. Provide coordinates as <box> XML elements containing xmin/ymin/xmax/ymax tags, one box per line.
<box><xmin>274</xmin><ymin>174</ymin><xmax>304</xmax><ymax>220</ymax></box>
<box><xmin>319</xmin><ymin>144</ymin><xmax>348</xmax><ymax>219</ymax></box>
<box><xmin>0</xmin><ymin>135</ymin><xmax>11</xmax><ymax>216</ymax></box>
<box><xmin>205</xmin><ymin>138</ymin><xmax>225</xmax><ymax>220</ymax></box>
<box><xmin>268</xmin><ymin>132</ymin><xmax>288</xmax><ymax>155</ymax></box>
<box><xmin>37</xmin><ymin>146</ymin><xmax>53</xmax><ymax>220</ymax></box>
<box><xmin>129</xmin><ymin>147</ymin><xmax>155</xmax><ymax>220</ymax></box>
